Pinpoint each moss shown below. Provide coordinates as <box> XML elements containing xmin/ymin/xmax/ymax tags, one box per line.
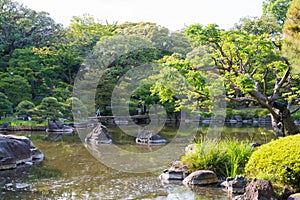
<box><xmin>245</xmin><ymin>135</ymin><xmax>300</xmax><ymax>190</ymax></box>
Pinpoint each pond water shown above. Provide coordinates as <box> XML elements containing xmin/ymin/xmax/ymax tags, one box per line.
<box><xmin>1</xmin><ymin>124</ymin><xmax>277</xmax><ymax>200</ymax></box>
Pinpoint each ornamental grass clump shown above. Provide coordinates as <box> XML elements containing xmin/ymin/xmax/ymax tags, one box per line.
<box><xmin>245</xmin><ymin>135</ymin><xmax>300</xmax><ymax>191</ymax></box>
<box><xmin>181</xmin><ymin>138</ymin><xmax>254</xmax><ymax>178</ymax></box>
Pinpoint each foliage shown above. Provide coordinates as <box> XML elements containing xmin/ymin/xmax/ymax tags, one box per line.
<box><xmin>8</xmin><ymin>47</ymin><xmax>51</xmax><ymax>102</ymax></box>
<box><xmin>245</xmin><ymin>135</ymin><xmax>300</xmax><ymax>190</ymax></box>
<box><xmin>66</xmin><ymin>14</ymin><xmax>116</xmax><ymax>57</ymax></box>
<box><xmin>0</xmin><ymin>74</ymin><xmax>31</xmax><ymax>107</ymax></box>
<box><xmin>114</xmin><ymin>22</ymin><xmax>192</xmax><ymax>55</ymax></box>
<box><xmin>283</xmin><ymin>0</ymin><xmax>300</xmax><ymax>71</ymax></box>
<box><xmin>150</xmin><ymin>53</ymin><xmax>213</xmax><ymax>113</ymax></box>
<box><xmin>0</xmin><ymin>0</ymin><xmax>62</xmax><ymax>68</ymax></box>
<box><xmin>185</xmin><ymin>23</ymin><xmax>300</xmax><ymax>135</ymax></box>
<box><xmin>262</xmin><ymin>0</ymin><xmax>292</xmax><ymax>26</ymax></box>
<box><xmin>0</xmin><ymin>92</ymin><xmax>13</xmax><ymax>118</ymax></box>
<box><xmin>32</xmin><ymin>97</ymin><xmax>65</xmax><ymax>122</ymax></box>
<box><xmin>15</xmin><ymin>100</ymin><xmax>35</xmax><ymax>117</ymax></box>
<box><xmin>225</xmin><ymin>107</ymin><xmax>270</xmax><ymax>118</ymax></box>
<box><xmin>181</xmin><ymin>138</ymin><xmax>254</xmax><ymax>178</ymax></box>
<box><xmin>235</xmin><ymin>16</ymin><xmax>282</xmax><ymax>36</ymax></box>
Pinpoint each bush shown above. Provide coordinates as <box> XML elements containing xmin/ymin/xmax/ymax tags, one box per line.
<box><xmin>245</xmin><ymin>135</ymin><xmax>300</xmax><ymax>190</ymax></box>
<box><xmin>181</xmin><ymin>138</ymin><xmax>254</xmax><ymax>178</ymax></box>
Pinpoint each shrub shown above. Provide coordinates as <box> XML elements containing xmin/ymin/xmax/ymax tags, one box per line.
<box><xmin>245</xmin><ymin>135</ymin><xmax>300</xmax><ymax>190</ymax></box>
<box><xmin>181</xmin><ymin>138</ymin><xmax>254</xmax><ymax>178</ymax></box>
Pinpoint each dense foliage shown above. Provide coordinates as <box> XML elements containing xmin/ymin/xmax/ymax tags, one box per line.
<box><xmin>181</xmin><ymin>139</ymin><xmax>254</xmax><ymax>178</ymax></box>
<box><xmin>0</xmin><ymin>0</ymin><xmax>299</xmax><ymax>130</ymax></box>
<box><xmin>245</xmin><ymin>134</ymin><xmax>300</xmax><ymax>190</ymax></box>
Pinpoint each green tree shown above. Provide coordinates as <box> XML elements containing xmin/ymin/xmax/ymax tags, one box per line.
<box><xmin>0</xmin><ymin>0</ymin><xmax>62</xmax><ymax>68</ymax></box>
<box><xmin>283</xmin><ymin>0</ymin><xmax>300</xmax><ymax>70</ymax></box>
<box><xmin>115</xmin><ymin>22</ymin><xmax>191</xmax><ymax>55</ymax></box>
<box><xmin>0</xmin><ymin>92</ymin><xmax>13</xmax><ymax>119</ymax></box>
<box><xmin>65</xmin><ymin>14</ymin><xmax>116</xmax><ymax>57</ymax></box>
<box><xmin>15</xmin><ymin>100</ymin><xmax>35</xmax><ymax>117</ymax></box>
<box><xmin>263</xmin><ymin>0</ymin><xmax>292</xmax><ymax>26</ymax></box>
<box><xmin>235</xmin><ymin>15</ymin><xmax>282</xmax><ymax>36</ymax></box>
<box><xmin>8</xmin><ymin>47</ymin><xmax>50</xmax><ymax>102</ymax></box>
<box><xmin>33</xmin><ymin>97</ymin><xmax>65</xmax><ymax>122</ymax></box>
<box><xmin>0</xmin><ymin>74</ymin><xmax>31</xmax><ymax>107</ymax></box>
<box><xmin>185</xmin><ymin>24</ymin><xmax>300</xmax><ymax>135</ymax></box>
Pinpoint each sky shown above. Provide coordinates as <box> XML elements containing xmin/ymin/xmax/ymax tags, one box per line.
<box><xmin>14</xmin><ymin>0</ymin><xmax>264</xmax><ymax>31</ymax></box>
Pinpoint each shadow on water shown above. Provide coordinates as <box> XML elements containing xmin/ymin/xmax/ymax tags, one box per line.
<box><xmin>0</xmin><ymin>124</ymin><xmax>277</xmax><ymax>199</ymax></box>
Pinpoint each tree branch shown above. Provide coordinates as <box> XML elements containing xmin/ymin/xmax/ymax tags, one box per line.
<box><xmin>227</xmin><ymin>96</ymin><xmax>256</xmax><ymax>102</ymax></box>
<box><xmin>271</xmin><ymin>65</ymin><xmax>291</xmax><ymax>101</ymax></box>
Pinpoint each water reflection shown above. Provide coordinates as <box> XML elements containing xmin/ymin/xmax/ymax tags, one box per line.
<box><xmin>0</xmin><ymin>125</ymin><xmax>277</xmax><ymax>199</ymax></box>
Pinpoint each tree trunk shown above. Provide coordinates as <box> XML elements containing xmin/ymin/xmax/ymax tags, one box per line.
<box><xmin>282</xmin><ymin>108</ymin><xmax>300</xmax><ymax>135</ymax></box>
<box><xmin>270</xmin><ymin>107</ymin><xmax>300</xmax><ymax>136</ymax></box>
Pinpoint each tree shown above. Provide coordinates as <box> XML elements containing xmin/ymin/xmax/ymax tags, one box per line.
<box><xmin>0</xmin><ymin>0</ymin><xmax>62</xmax><ymax>68</ymax></box>
<box><xmin>263</xmin><ymin>0</ymin><xmax>292</xmax><ymax>26</ymax></box>
<box><xmin>33</xmin><ymin>97</ymin><xmax>65</xmax><ymax>122</ymax></box>
<box><xmin>65</xmin><ymin>14</ymin><xmax>116</xmax><ymax>57</ymax></box>
<box><xmin>0</xmin><ymin>92</ymin><xmax>13</xmax><ymax>119</ymax></box>
<box><xmin>0</xmin><ymin>74</ymin><xmax>31</xmax><ymax>107</ymax></box>
<box><xmin>235</xmin><ymin>16</ymin><xmax>282</xmax><ymax>36</ymax></box>
<box><xmin>115</xmin><ymin>22</ymin><xmax>192</xmax><ymax>56</ymax></box>
<box><xmin>185</xmin><ymin>24</ymin><xmax>300</xmax><ymax>135</ymax></box>
<box><xmin>8</xmin><ymin>47</ymin><xmax>50</xmax><ymax>102</ymax></box>
<box><xmin>283</xmin><ymin>0</ymin><xmax>300</xmax><ymax>70</ymax></box>
<box><xmin>15</xmin><ymin>100</ymin><xmax>35</xmax><ymax>117</ymax></box>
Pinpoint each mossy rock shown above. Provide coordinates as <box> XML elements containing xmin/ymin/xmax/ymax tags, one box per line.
<box><xmin>245</xmin><ymin>135</ymin><xmax>300</xmax><ymax>190</ymax></box>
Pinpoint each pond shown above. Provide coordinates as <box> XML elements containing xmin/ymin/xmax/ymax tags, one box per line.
<box><xmin>1</xmin><ymin>124</ymin><xmax>277</xmax><ymax>200</ymax></box>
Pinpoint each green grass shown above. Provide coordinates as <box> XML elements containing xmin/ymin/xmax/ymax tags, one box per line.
<box><xmin>181</xmin><ymin>137</ymin><xmax>254</xmax><ymax>178</ymax></box>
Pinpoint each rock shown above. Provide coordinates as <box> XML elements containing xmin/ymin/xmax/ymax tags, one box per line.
<box><xmin>223</xmin><ymin>175</ymin><xmax>247</xmax><ymax>195</ymax></box>
<box><xmin>233</xmin><ymin>115</ymin><xmax>243</xmax><ymax>122</ymax></box>
<box><xmin>0</xmin><ymin>134</ymin><xmax>44</xmax><ymax>170</ymax></box>
<box><xmin>136</xmin><ymin>128</ymin><xmax>167</xmax><ymax>145</ymax></box>
<box><xmin>233</xmin><ymin>178</ymin><xmax>278</xmax><ymax>200</ymax></box>
<box><xmin>183</xmin><ymin>170</ymin><xmax>218</xmax><ymax>186</ymax></box>
<box><xmin>0</xmin><ymin>122</ymin><xmax>10</xmax><ymax>129</ymax></box>
<box><xmin>159</xmin><ymin>161</ymin><xmax>190</xmax><ymax>182</ymax></box>
<box><xmin>288</xmin><ymin>193</ymin><xmax>300</xmax><ymax>200</ymax></box>
<box><xmin>85</xmin><ymin>124</ymin><xmax>112</xmax><ymax>144</ymax></box>
<box><xmin>47</xmin><ymin>121</ymin><xmax>74</xmax><ymax>134</ymax></box>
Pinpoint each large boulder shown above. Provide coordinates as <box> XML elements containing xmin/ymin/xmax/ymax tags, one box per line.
<box><xmin>183</xmin><ymin>170</ymin><xmax>218</xmax><ymax>186</ymax></box>
<box><xmin>85</xmin><ymin>124</ymin><xmax>112</xmax><ymax>144</ymax></box>
<box><xmin>233</xmin><ymin>179</ymin><xmax>278</xmax><ymax>200</ymax></box>
<box><xmin>0</xmin><ymin>134</ymin><xmax>43</xmax><ymax>170</ymax></box>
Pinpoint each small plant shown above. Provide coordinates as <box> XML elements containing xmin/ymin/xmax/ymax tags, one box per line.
<box><xmin>181</xmin><ymin>138</ymin><xmax>254</xmax><ymax>178</ymax></box>
<box><xmin>245</xmin><ymin>135</ymin><xmax>300</xmax><ymax>191</ymax></box>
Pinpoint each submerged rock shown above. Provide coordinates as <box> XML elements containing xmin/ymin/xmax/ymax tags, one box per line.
<box><xmin>183</xmin><ymin>170</ymin><xmax>218</xmax><ymax>186</ymax></box>
<box><xmin>0</xmin><ymin>134</ymin><xmax>44</xmax><ymax>170</ymax></box>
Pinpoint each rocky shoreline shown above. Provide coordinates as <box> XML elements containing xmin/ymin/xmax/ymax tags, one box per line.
<box><xmin>0</xmin><ymin>134</ymin><xmax>44</xmax><ymax>170</ymax></box>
